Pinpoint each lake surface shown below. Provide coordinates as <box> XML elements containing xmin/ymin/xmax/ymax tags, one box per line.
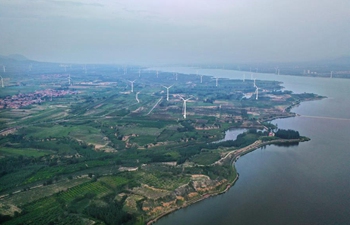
<box><xmin>155</xmin><ymin>68</ymin><xmax>350</xmax><ymax>225</ymax></box>
<box><xmin>214</xmin><ymin>128</ymin><xmax>247</xmax><ymax>143</ymax></box>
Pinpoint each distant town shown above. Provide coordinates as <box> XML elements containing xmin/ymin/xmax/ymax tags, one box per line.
<box><xmin>0</xmin><ymin>89</ymin><xmax>79</xmax><ymax>109</ymax></box>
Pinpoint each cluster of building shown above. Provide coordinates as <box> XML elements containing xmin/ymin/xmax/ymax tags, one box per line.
<box><xmin>0</xmin><ymin>89</ymin><xmax>79</xmax><ymax>109</ymax></box>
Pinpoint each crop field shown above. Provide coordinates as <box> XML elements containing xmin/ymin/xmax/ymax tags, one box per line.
<box><xmin>99</xmin><ymin>176</ymin><xmax>129</xmax><ymax>189</ymax></box>
<box><xmin>6</xmin><ymin>178</ymin><xmax>90</xmax><ymax>206</ymax></box>
<box><xmin>191</xmin><ymin>151</ymin><xmax>221</xmax><ymax>165</ymax></box>
<box><xmin>0</xmin><ymin>147</ymin><xmax>52</xmax><ymax>157</ymax></box>
<box><xmin>0</xmin><ymin>165</ymin><xmax>42</xmax><ymax>192</ymax></box>
<box><xmin>3</xmin><ymin>197</ymin><xmax>85</xmax><ymax>225</ymax></box>
<box><xmin>57</xmin><ymin>181</ymin><xmax>112</xmax><ymax>202</ymax></box>
<box><xmin>136</xmin><ymin>171</ymin><xmax>190</xmax><ymax>191</ymax></box>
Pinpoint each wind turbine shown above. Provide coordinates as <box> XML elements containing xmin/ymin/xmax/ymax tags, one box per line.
<box><xmin>3</xmin><ymin>65</ymin><xmax>6</xmax><ymax>73</ymax></box>
<box><xmin>212</xmin><ymin>77</ymin><xmax>219</xmax><ymax>87</ymax></box>
<box><xmin>175</xmin><ymin>73</ymin><xmax>178</xmax><ymax>81</ymax></box>
<box><xmin>156</xmin><ymin>71</ymin><xmax>159</xmax><ymax>78</ymax></box>
<box><xmin>60</xmin><ymin>64</ymin><xmax>68</xmax><ymax>72</ymax></box>
<box><xmin>162</xmin><ymin>85</ymin><xmax>173</xmax><ymax>101</ymax></box>
<box><xmin>253</xmin><ymin>78</ymin><xmax>257</xmax><ymax>88</ymax></box>
<box><xmin>255</xmin><ymin>86</ymin><xmax>259</xmax><ymax>100</ymax></box>
<box><xmin>0</xmin><ymin>75</ymin><xmax>4</xmax><ymax>88</ymax></box>
<box><xmin>68</xmin><ymin>74</ymin><xmax>72</xmax><ymax>86</ymax></box>
<box><xmin>199</xmin><ymin>74</ymin><xmax>204</xmax><ymax>83</ymax></box>
<box><xmin>180</xmin><ymin>96</ymin><xmax>192</xmax><ymax>119</ymax></box>
<box><xmin>138</xmin><ymin>69</ymin><xmax>141</xmax><ymax>77</ymax></box>
<box><xmin>128</xmin><ymin>80</ymin><xmax>136</xmax><ymax>93</ymax></box>
<box><xmin>330</xmin><ymin>71</ymin><xmax>333</xmax><ymax>78</ymax></box>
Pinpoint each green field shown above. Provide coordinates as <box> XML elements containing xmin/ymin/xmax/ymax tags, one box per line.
<box><xmin>0</xmin><ymin>147</ymin><xmax>52</xmax><ymax>157</ymax></box>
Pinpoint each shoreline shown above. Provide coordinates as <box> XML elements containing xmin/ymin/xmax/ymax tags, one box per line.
<box><xmin>146</xmin><ymin>137</ymin><xmax>307</xmax><ymax>225</ymax></box>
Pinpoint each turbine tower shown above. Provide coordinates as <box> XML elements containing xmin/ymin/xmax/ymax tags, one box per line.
<box><xmin>200</xmin><ymin>75</ymin><xmax>204</xmax><ymax>83</ymax></box>
<box><xmin>253</xmin><ymin>78</ymin><xmax>256</xmax><ymax>88</ymax></box>
<box><xmin>68</xmin><ymin>74</ymin><xmax>71</xmax><ymax>86</ymax></box>
<box><xmin>330</xmin><ymin>71</ymin><xmax>333</xmax><ymax>78</ymax></box>
<box><xmin>0</xmin><ymin>75</ymin><xmax>4</xmax><ymax>88</ymax></box>
<box><xmin>214</xmin><ymin>77</ymin><xmax>219</xmax><ymax>87</ymax></box>
<box><xmin>128</xmin><ymin>80</ymin><xmax>136</xmax><ymax>93</ymax></box>
<box><xmin>60</xmin><ymin>64</ymin><xmax>68</xmax><ymax>72</ymax></box>
<box><xmin>156</xmin><ymin>71</ymin><xmax>159</xmax><ymax>78</ymax></box>
<box><xmin>3</xmin><ymin>65</ymin><xmax>6</xmax><ymax>73</ymax></box>
<box><xmin>162</xmin><ymin>85</ymin><xmax>173</xmax><ymax>101</ymax></box>
<box><xmin>175</xmin><ymin>73</ymin><xmax>178</xmax><ymax>81</ymax></box>
<box><xmin>180</xmin><ymin>96</ymin><xmax>192</xmax><ymax>119</ymax></box>
<box><xmin>138</xmin><ymin>69</ymin><xmax>141</xmax><ymax>77</ymax></box>
<box><xmin>255</xmin><ymin>86</ymin><xmax>259</xmax><ymax>100</ymax></box>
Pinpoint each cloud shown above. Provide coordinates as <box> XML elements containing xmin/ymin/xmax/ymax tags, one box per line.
<box><xmin>0</xmin><ymin>0</ymin><xmax>350</xmax><ymax>64</ymax></box>
<box><xmin>47</xmin><ymin>0</ymin><xmax>104</xmax><ymax>7</ymax></box>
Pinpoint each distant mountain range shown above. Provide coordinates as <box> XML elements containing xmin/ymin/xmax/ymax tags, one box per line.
<box><xmin>0</xmin><ymin>54</ymin><xmax>32</xmax><ymax>62</ymax></box>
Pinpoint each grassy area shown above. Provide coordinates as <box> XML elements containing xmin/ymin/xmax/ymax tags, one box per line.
<box><xmin>0</xmin><ymin>147</ymin><xmax>52</xmax><ymax>157</ymax></box>
<box><xmin>191</xmin><ymin>151</ymin><xmax>221</xmax><ymax>165</ymax></box>
<box><xmin>57</xmin><ymin>181</ymin><xmax>112</xmax><ymax>203</ymax></box>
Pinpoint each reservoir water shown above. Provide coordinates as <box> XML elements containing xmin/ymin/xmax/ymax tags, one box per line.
<box><xmin>155</xmin><ymin>68</ymin><xmax>350</xmax><ymax>225</ymax></box>
<box><xmin>214</xmin><ymin>128</ymin><xmax>247</xmax><ymax>143</ymax></box>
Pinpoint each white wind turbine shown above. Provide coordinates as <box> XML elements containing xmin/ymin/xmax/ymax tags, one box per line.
<box><xmin>128</xmin><ymin>80</ymin><xmax>136</xmax><ymax>93</ymax></box>
<box><xmin>180</xmin><ymin>96</ymin><xmax>192</xmax><ymax>119</ymax></box>
<box><xmin>253</xmin><ymin>78</ymin><xmax>257</xmax><ymax>88</ymax></box>
<box><xmin>156</xmin><ymin>71</ymin><xmax>159</xmax><ymax>78</ymax></box>
<box><xmin>68</xmin><ymin>74</ymin><xmax>71</xmax><ymax>86</ymax></box>
<box><xmin>138</xmin><ymin>69</ymin><xmax>141</xmax><ymax>77</ymax></box>
<box><xmin>255</xmin><ymin>86</ymin><xmax>259</xmax><ymax>100</ymax></box>
<box><xmin>199</xmin><ymin>74</ymin><xmax>204</xmax><ymax>83</ymax></box>
<box><xmin>60</xmin><ymin>64</ymin><xmax>68</xmax><ymax>72</ymax></box>
<box><xmin>162</xmin><ymin>85</ymin><xmax>174</xmax><ymax>101</ymax></box>
<box><xmin>0</xmin><ymin>75</ymin><xmax>4</xmax><ymax>88</ymax></box>
<box><xmin>3</xmin><ymin>65</ymin><xmax>6</xmax><ymax>73</ymax></box>
<box><xmin>212</xmin><ymin>77</ymin><xmax>219</xmax><ymax>87</ymax></box>
<box><xmin>175</xmin><ymin>73</ymin><xmax>178</xmax><ymax>81</ymax></box>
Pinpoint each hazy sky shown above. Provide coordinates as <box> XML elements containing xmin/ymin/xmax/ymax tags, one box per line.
<box><xmin>0</xmin><ymin>0</ymin><xmax>349</xmax><ymax>64</ymax></box>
